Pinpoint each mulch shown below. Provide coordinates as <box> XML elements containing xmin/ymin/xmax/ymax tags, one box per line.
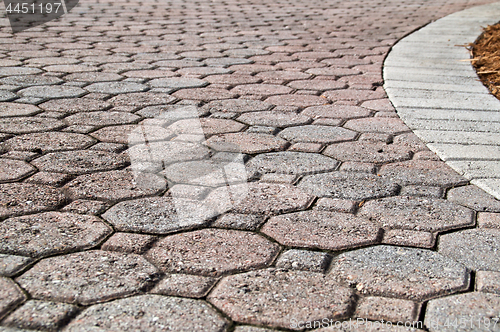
<box><xmin>471</xmin><ymin>23</ymin><xmax>500</xmax><ymax>99</ymax></box>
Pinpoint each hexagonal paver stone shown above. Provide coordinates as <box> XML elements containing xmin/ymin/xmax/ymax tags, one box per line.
<box><xmin>298</xmin><ymin>172</ymin><xmax>399</xmax><ymax>200</ymax></box>
<box><xmin>0</xmin><ymin>75</ymin><xmax>63</xmax><ymax>87</ymax></box>
<box><xmin>172</xmin><ymin>88</ymin><xmax>238</xmax><ymax>101</ymax></box>
<box><xmin>64</xmin><ymin>170</ymin><xmax>166</xmax><ymax>202</ymax></box>
<box><xmin>32</xmin><ymin>150</ymin><xmax>128</xmax><ymax>175</ymax></box>
<box><xmin>39</xmin><ymin>98</ymin><xmax>111</xmax><ymax>113</ymax></box>
<box><xmin>425</xmin><ymin>292</ymin><xmax>500</xmax><ymax>332</ymax></box>
<box><xmin>64</xmin><ymin>295</ymin><xmax>228</xmax><ymax>332</ymax></box>
<box><xmin>151</xmin><ymin>273</ymin><xmax>217</xmax><ymax>298</ymax></box>
<box><xmin>169</xmin><ymin>118</ymin><xmax>245</xmax><ymax>136</ymax></box>
<box><xmin>323</xmin><ymin>141</ymin><xmax>412</xmax><ymax>163</ymax></box>
<box><xmin>17</xmin><ymin>86</ymin><xmax>86</xmax><ymax>99</ymax></box>
<box><xmin>205</xmin><ymin>182</ymin><xmax>314</xmax><ymax>215</ymax></box>
<box><xmin>128</xmin><ymin>141</ymin><xmax>210</xmax><ymax>165</ymax></box>
<box><xmin>1</xmin><ymin>132</ymin><xmax>96</xmax><ymax>153</ymax></box>
<box><xmin>208</xmin><ymin>268</ymin><xmax>353</xmax><ymax>329</ymax></box>
<box><xmin>358</xmin><ymin>196</ymin><xmax>474</xmax><ymax>232</ymax></box>
<box><xmin>102</xmin><ymin>196</ymin><xmax>216</xmax><ymax>234</ymax></box>
<box><xmin>438</xmin><ymin>229</ymin><xmax>500</xmax><ymax>272</ymax></box>
<box><xmin>148</xmin><ymin>77</ymin><xmax>209</xmax><ymax>89</ymax></box>
<box><xmin>162</xmin><ymin>159</ymin><xmax>247</xmax><ymax>187</ymax></box>
<box><xmin>237</xmin><ymin>111</ymin><xmax>312</xmax><ymax>128</ymax></box>
<box><xmin>247</xmin><ymin>151</ymin><xmax>339</xmax><ymax>176</ymax></box>
<box><xmin>146</xmin><ymin>229</ymin><xmax>279</xmax><ymax>276</ymax></box>
<box><xmin>0</xmin><ymin>91</ymin><xmax>16</xmax><ymax>102</ymax></box>
<box><xmin>378</xmin><ymin>160</ymin><xmax>468</xmax><ymax>187</ymax></box>
<box><xmin>344</xmin><ymin>117</ymin><xmax>410</xmax><ymax>134</ymax></box>
<box><xmin>279</xmin><ymin>125</ymin><xmax>357</xmax><ymax>144</ymax></box>
<box><xmin>0</xmin><ymin>159</ymin><xmax>35</xmax><ymax>183</ymax></box>
<box><xmin>0</xmin><ymin>183</ymin><xmax>65</xmax><ymax>218</ymax></box>
<box><xmin>91</xmin><ymin>124</ymin><xmax>174</xmax><ymax>144</ymax></box>
<box><xmin>64</xmin><ymin>111</ymin><xmax>140</xmax><ymax>126</ymax></box>
<box><xmin>0</xmin><ymin>277</ymin><xmax>26</xmax><ymax>320</ymax></box>
<box><xmin>0</xmin><ymin>67</ymin><xmax>42</xmax><ymax>77</ymax></box>
<box><xmin>2</xmin><ymin>300</ymin><xmax>78</xmax><ymax>331</ymax></box>
<box><xmin>0</xmin><ymin>117</ymin><xmax>64</xmax><ymax>134</ymax></box>
<box><xmin>262</xmin><ymin>210</ymin><xmax>381</xmax><ymax>250</ymax></box>
<box><xmin>0</xmin><ymin>212</ymin><xmax>112</xmax><ymax>258</ymax></box>
<box><xmin>0</xmin><ymin>103</ymin><xmax>40</xmax><ymax>117</ymax></box>
<box><xmin>16</xmin><ymin>250</ymin><xmax>158</xmax><ymax>305</ymax></box>
<box><xmin>329</xmin><ymin>245</ymin><xmax>469</xmax><ymax>301</ymax></box>
<box><xmin>275</xmin><ymin>249</ymin><xmax>331</xmax><ymax>273</ymax></box>
<box><xmin>85</xmin><ymin>82</ymin><xmax>148</xmax><ymax>94</ymax></box>
<box><xmin>202</xmin><ymin>99</ymin><xmax>272</xmax><ymax>114</ymax></box>
<box><xmin>205</xmin><ymin>133</ymin><xmax>288</xmax><ymax>154</ymax></box>
<box><xmin>107</xmin><ymin>92</ymin><xmax>176</xmax><ymax>107</ymax></box>
<box><xmin>448</xmin><ymin>185</ymin><xmax>500</xmax><ymax>212</ymax></box>
<box><xmin>0</xmin><ymin>254</ymin><xmax>33</xmax><ymax>277</ymax></box>
<box><xmin>301</xmin><ymin>105</ymin><xmax>372</xmax><ymax>119</ymax></box>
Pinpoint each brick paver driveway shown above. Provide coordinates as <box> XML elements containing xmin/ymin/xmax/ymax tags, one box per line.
<box><xmin>0</xmin><ymin>0</ymin><xmax>500</xmax><ymax>331</ymax></box>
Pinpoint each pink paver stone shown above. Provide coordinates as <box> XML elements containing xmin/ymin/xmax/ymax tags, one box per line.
<box><xmin>146</xmin><ymin>229</ymin><xmax>280</xmax><ymax>276</ymax></box>
<box><xmin>208</xmin><ymin>268</ymin><xmax>353</xmax><ymax>330</ymax></box>
<box><xmin>205</xmin><ymin>132</ymin><xmax>288</xmax><ymax>154</ymax></box>
<box><xmin>262</xmin><ymin>210</ymin><xmax>381</xmax><ymax>250</ymax></box>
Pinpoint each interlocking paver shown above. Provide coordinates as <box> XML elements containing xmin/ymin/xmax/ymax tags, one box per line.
<box><xmin>237</xmin><ymin>111</ymin><xmax>311</xmax><ymax>127</ymax></box>
<box><xmin>425</xmin><ymin>292</ymin><xmax>500</xmax><ymax>332</ymax></box>
<box><xmin>0</xmin><ymin>159</ymin><xmax>35</xmax><ymax>182</ymax></box>
<box><xmin>64</xmin><ymin>295</ymin><xmax>228</xmax><ymax>332</ymax></box>
<box><xmin>438</xmin><ymin>229</ymin><xmax>500</xmax><ymax>271</ymax></box>
<box><xmin>169</xmin><ymin>118</ymin><xmax>245</xmax><ymax>136</ymax></box>
<box><xmin>263</xmin><ymin>210</ymin><xmax>380</xmax><ymax>250</ymax></box>
<box><xmin>247</xmin><ymin>151</ymin><xmax>339</xmax><ymax>175</ymax></box>
<box><xmin>447</xmin><ymin>185</ymin><xmax>500</xmax><ymax>212</ymax></box>
<box><xmin>85</xmin><ymin>82</ymin><xmax>148</xmax><ymax>94</ymax></box>
<box><xmin>275</xmin><ymin>249</ymin><xmax>331</xmax><ymax>272</ymax></box>
<box><xmin>344</xmin><ymin>117</ymin><xmax>410</xmax><ymax>134</ymax></box>
<box><xmin>102</xmin><ymin>196</ymin><xmax>215</xmax><ymax>234</ymax></box>
<box><xmin>202</xmin><ymin>99</ymin><xmax>272</xmax><ymax>114</ymax></box>
<box><xmin>323</xmin><ymin>141</ymin><xmax>412</xmax><ymax>163</ymax></box>
<box><xmin>146</xmin><ymin>229</ymin><xmax>279</xmax><ymax>276</ymax></box>
<box><xmin>0</xmin><ymin>117</ymin><xmax>64</xmax><ymax>134</ymax></box>
<box><xmin>32</xmin><ymin>150</ymin><xmax>128</xmax><ymax>174</ymax></box>
<box><xmin>0</xmin><ymin>103</ymin><xmax>40</xmax><ymax>118</ymax></box>
<box><xmin>0</xmin><ymin>254</ymin><xmax>33</xmax><ymax>277</ymax></box>
<box><xmin>2</xmin><ymin>300</ymin><xmax>78</xmax><ymax>331</ymax></box>
<box><xmin>205</xmin><ymin>182</ymin><xmax>314</xmax><ymax>215</ymax></box>
<box><xmin>1</xmin><ymin>132</ymin><xmax>95</xmax><ymax>153</ymax></box>
<box><xmin>17</xmin><ymin>250</ymin><xmax>158</xmax><ymax>305</ymax></box>
<box><xmin>279</xmin><ymin>125</ymin><xmax>357</xmax><ymax>144</ymax></box>
<box><xmin>355</xmin><ymin>296</ymin><xmax>418</xmax><ymax>323</ymax></box>
<box><xmin>379</xmin><ymin>160</ymin><xmax>468</xmax><ymax>187</ymax></box>
<box><xmin>64</xmin><ymin>111</ymin><xmax>140</xmax><ymax>126</ymax></box>
<box><xmin>38</xmin><ymin>98</ymin><xmax>111</xmax><ymax>113</ymax></box>
<box><xmin>0</xmin><ymin>183</ymin><xmax>65</xmax><ymax>218</ymax></box>
<box><xmin>0</xmin><ymin>212</ymin><xmax>112</xmax><ymax>257</ymax></box>
<box><xmin>151</xmin><ymin>274</ymin><xmax>217</xmax><ymax>298</ymax></box>
<box><xmin>330</xmin><ymin>245</ymin><xmax>470</xmax><ymax>301</ymax></box>
<box><xmin>107</xmin><ymin>92</ymin><xmax>176</xmax><ymax>107</ymax></box>
<box><xmin>0</xmin><ymin>277</ymin><xmax>26</xmax><ymax>320</ymax></box>
<box><xmin>302</xmin><ymin>105</ymin><xmax>372</xmax><ymax>119</ymax></box>
<box><xmin>298</xmin><ymin>172</ymin><xmax>399</xmax><ymax>200</ymax></box>
<box><xmin>64</xmin><ymin>170</ymin><xmax>166</xmax><ymax>202</ymax></box>
<box><xmin>205</xmin><ymin>132</ymin><xmax>288</xmax><ymax>154</ymax></box>
<box><xmin>208</xmin><ymin>268</ymin><xmax>353</xmax><ymax>330</ymax></box>
<box><xmin>359</xmin><ymin>196</ymin><xmax>473</xmax><ymax>232</ymax></box>
<box><xmin>102</xmin><ymin>233</ymin><xmax>157</xmax><ymax>254</ymax></box>
<box><xmin>0</xmin><ymin>75</ymin><xmax>63</xmax><ymax>87</ymax></box>
<box><xmin>18</xmin><ymin>86</ymin><xmax>86</xmax><ymax>99</ymax></box>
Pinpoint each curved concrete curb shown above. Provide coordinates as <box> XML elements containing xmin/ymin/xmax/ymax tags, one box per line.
<box><xmin>384</xmin><ymin>2</ymin><xmax>500</xmax><ymax>199</ymax></box>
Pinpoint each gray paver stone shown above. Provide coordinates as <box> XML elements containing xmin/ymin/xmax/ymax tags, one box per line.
<box><xmin>0</xmin><ymin>277</ymin><xmax>26</xmax><ymax>320</ymax></box>
<box><xmin>0</xmin><ymin>254</ymin><xmax>33</xmax><ymax>277</ymax></box>
<box><xmin>205</xmin><ymin>132</ymin><xmax>288</xmax><ymax>154</ymax></box>
<box><xmin>237</xmin><ymin>111</ymin><xmax>312</xmax><ymax>127</ymax></box>
<box><xmin>279</xmin><ymin>125</ymin><xmax>357</xmax><ymax>144</ymax></box>
<box><xmin>151</xmin><ymin>273</ymin><xmax>217</xmax><ymax>298</ymax></box>
<box><xmin>330</xmin><ymin>245</ymin><xmax>469</xmax><ymax>301</ymax></box>
<box><xmin>0</xmin><ymin>159</ymin><xmax>35</xmax><ymax>182</ymax></box>
<box><xmin>64</xmin><ymin>111</ymin><xmax>140</xmax><ymax>126</ymax></box>
<box><xmin>247</xmin><ymin>151</ymin><xmax>339</xmax><ymax>175</ymax></box>
<box><xmin>1</xmin><ymin>132</ymin><xmax>96</xmax><ymax>153</ymax></box>
<box><xmin>64</xmin><ymin>295</ymin><xmax>228</xmax><ymax>332</ymax></box>
<box><xmin>447</xmin><ymin>185</ymin><xmax>500</xmax><ymax>212</ymax></box>
<box><xmin>201</xmin><ymin>99</ymin><xmax>272</xmax><ymax>113</ymax></box>
<box><xmin>298</xmin><ymin>172</ymin><xmax>399</xmax><ymax>200</ymax></box>
<box><xmin>355</xmin><ymin>296</ymin><xmax>418</xmax><ymax>323</ymax></box>
<box><xmin>438</xmin><ymin>229</ymin><xmax>500</xmax><ymax>272</ymax></box>
<box><xmin>359</xmin><ymin>196</ymin><xmax>473</xmax><ymax>232</ymax></box>
<box><xmin>212</xmin><ymin>213</ymin><xmax>266</xmax><ymax>231</ymax></box>
<box><xmin>323</xmin><ymin>141</ymin><xmax>412</xmax><ymax>163</ymax></box>
<box><xmin>39</xmin><ymin>99</ymin><xmax>111</xmax><ymax>113</ymax></box>
<box><xmin>275</xmin><ymin>249</ymin><xmax>331</xmax><ymax>272</ymax></box>
<box><xmin>2</xmin><ymin>300</ymin><xmax>78</xmax><ymax>331</ymax></box>
<box><xmin>476</xmin><ymin>271</ymin><xmax>500</xmax><ymax>295</ymax></box>
<box><xmin>18</xmin><ymin>86</ymin><xmax>86</xmax><ymax>99</ymax></box>
<box><xmin>425</xmin><ymin>292</ymin><xmax>500</xmax><ymax>332</ymax></box>
<box><xmin>85</xmin><ymin>82</ymin><xmax>148</xmax><ymax>94</ymax></box>
<box><xmin>17</xmin><ymin>250</ymin><xmax>158</xmax><ymax>305</ymax></box>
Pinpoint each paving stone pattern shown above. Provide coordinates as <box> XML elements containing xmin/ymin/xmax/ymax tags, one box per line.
<box><xmin>0</xmin><ymin>0</ymin><xmax>499</xmax><ymax>330</ymax></box>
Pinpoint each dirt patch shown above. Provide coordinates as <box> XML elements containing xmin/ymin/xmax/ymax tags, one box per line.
<box><xmin>471</xmin><ymin>23</ymin><xmax>500</xmax><ymax>99</ymax></box>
